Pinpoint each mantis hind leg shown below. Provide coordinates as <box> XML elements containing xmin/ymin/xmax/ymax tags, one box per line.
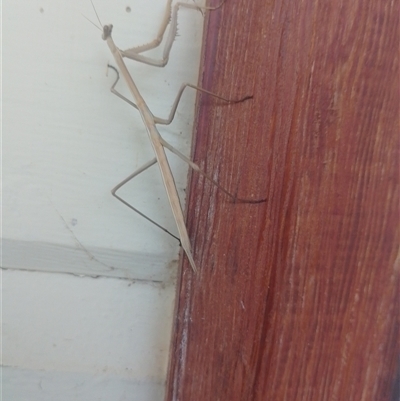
<box><xmin>111</xmin><ymin>157</ymin><xmax>181</xmax><ymax>242</ymax></box>
<box><xmin>160</xmin><ymin>138</ymin><xmax>267</xmax><ymax>204</ymax></box>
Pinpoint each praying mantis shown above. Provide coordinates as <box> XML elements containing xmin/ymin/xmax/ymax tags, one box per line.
<box><xmin>91</xmin><ymin>0</ymin><xmax>264</xmax><ymax>272</ymax></box>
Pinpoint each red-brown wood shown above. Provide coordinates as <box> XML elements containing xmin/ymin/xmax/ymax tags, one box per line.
<box><xmin>166</xmin><ymin>0</ymin><xmax>399</xmax><ymax>400</ymax></box>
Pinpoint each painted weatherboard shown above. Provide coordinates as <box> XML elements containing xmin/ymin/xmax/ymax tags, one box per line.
<box><xmin>3</xmin><ymin>0</ymin><xmax>205</xmax><ymax>281</ymax></box>
<box><xmin>2</xmin><ymin>1</ymin><xmax>206</xmax><ymax>400</ymax></box>
<box><xmin>2</xmin><ymin>269</ymin><xmax>176</xmax><ymax>401</ymax></box>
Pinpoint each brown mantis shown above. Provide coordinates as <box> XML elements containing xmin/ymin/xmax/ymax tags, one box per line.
<box><xmin>91</xmin><ymin>0</ymin><xmax>264</xmax><ymax>272</ymax></box>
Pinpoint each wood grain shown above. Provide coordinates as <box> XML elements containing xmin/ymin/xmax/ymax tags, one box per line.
<box><xmin>166</xmin><ymin>0</ymin><xmax>399</xmax><ymax>400</ymax></box>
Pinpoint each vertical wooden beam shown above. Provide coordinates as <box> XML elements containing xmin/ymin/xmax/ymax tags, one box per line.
<box><xmin>166</xmin><ymin>0</ymin><xmax>399</xmax><ymax>400</ymax></box>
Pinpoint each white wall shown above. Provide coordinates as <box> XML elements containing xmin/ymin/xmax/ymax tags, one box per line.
<box><xmin>3</xmin><ymin>0</ymin><xmax>204</xmax><ymax>280</ymax></box>
<box><xmin>2</xmin><ymin>269</ymin><xmax>175</xmax><ymax>400</ymax></box>
<box><xmin>2</xmin><ymin>0</ymin><xmax>205</xmax><ymax>399</ymax></box>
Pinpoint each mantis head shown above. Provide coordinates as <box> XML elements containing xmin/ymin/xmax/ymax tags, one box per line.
<box><xmin>102</xmin><ymin>24</ymin><xmax>113</xmax><ymax>40</ymax></box>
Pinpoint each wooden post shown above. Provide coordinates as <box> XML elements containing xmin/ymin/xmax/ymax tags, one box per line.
<box><xmin>166</xmin><ymin>0</ymin><xmax>399</xmax><ymax>399</ymax></box>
